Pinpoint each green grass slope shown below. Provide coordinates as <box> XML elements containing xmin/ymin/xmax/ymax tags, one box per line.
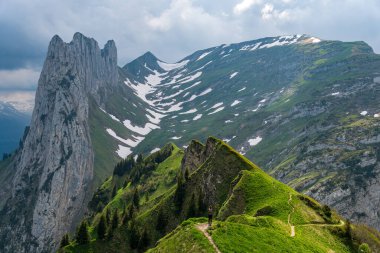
<box><xmin>61</xmin><ymin>137</ymin><xmax>380</xmax><ymax>253</ymax></box>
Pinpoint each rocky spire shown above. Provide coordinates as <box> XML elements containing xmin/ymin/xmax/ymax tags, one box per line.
<box><xmin>0</xmin><ymin>33</ymin><xmax>118</xmax><ymax>253</ymax></box>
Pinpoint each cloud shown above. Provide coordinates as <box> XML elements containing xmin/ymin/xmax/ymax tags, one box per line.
<box><xmin>0</xmin><ymin>68</ymin><xmax>40</xmax><ymax>91</ymax></box>
<box><xmin>0</xmin><ymin>91</ymin><xmax>35</xmax><ymax>113</ymax></box>
<box><xmin>261</xmin><ymin>3</ymin><xmax>291</xmax><ymax>21</ymax></box>
<box><xmin>233</xmin><ymin>0</ymin><xmax>262</xmax><ymax>15</ymax></box>
<box><xmin>0</xmin><ymin>0</ymin><xmax>379</xmax><ymax>82</ymax></box>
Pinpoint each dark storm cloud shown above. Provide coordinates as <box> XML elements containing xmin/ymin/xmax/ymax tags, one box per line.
<box><xmin>0</xmin><ymin>23</ymin><xmax>46</xmax><ymax>70</ymax></box>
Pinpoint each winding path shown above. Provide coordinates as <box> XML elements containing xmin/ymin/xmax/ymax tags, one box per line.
<box><xmin>196</xmin><ymin>223</ymin><xmax>221</xmax><ymax>253</ymax></box>
<box><xmin>287</xmin><ymin>193</ymin><xmax>345</xmax><ymax>237</ymax></box>
<box><xmin>288</xmin><ymin>193</ymin><xmax>295</xmax><ymax>237</ymax></box>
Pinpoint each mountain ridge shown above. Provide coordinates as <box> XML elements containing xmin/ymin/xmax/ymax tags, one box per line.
<box><xmin>61</xmin><ymin>137</ymin><xmax>380</xmax><ymax>253</ymax></box>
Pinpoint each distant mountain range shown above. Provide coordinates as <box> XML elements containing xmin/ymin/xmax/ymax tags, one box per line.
<box><xmin>0</xmin><ymin>33</ymin><xmax>379</xmax><ymax>252</ymax></box>
<box><xmin>0</xmin><ymin>101</ymin><xmax>30</xmax><ymax>156</ymax></box>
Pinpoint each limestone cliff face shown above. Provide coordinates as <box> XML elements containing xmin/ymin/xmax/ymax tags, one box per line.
<box><xmin>0</xmin><ymin>33</ymin><xmax>118</xmax><ymax>253</ymax></box>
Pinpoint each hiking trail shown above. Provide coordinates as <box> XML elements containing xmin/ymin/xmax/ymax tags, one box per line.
<box><xmin>196</xmin><ymin>223</ymin><xmax>221</xmax><ymax>253</ymax></box>
<box><xmin>288</xmin><ymin>193</ymin><xmax>295</xmax><ymax>237</ymax></box>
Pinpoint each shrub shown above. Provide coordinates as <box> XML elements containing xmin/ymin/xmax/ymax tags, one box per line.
<box><xmin>358</xmin><ymin>243</ymin><xmax>371</xmax><ymax>253</ymax></box>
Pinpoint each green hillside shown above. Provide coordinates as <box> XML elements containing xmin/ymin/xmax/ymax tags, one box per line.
<box><xmin>60</xmin><ymin>137</ymin><xmax>379</xmax><ymax>253</ymax></box>
<box><xmin>81</xmin><ymin>35</ymin><xmax>380</xmax><ymax>231</ymax></box>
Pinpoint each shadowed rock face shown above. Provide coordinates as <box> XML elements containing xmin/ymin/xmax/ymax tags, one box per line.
<box><xmin>0</xmin><ymin>33</ymin><xmax>118</xmax><ymax>253</ymax></box>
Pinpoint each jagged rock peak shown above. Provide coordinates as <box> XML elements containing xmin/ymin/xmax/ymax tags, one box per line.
<box><xmin>0</xmin><ymin>33</ymin><xmax>120</xmax><ymax>253</ymax></box>
<box><xmin>181</xmin><ymin>137</ymin><xmax>221</xmax><ymax>174</ymax></box>
<box><xmin>43</xmin><ymin>32</ymin><xmax>118</xmax><ymax>102</ymax></box>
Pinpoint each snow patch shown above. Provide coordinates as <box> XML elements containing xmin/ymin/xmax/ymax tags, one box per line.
<box><xmin>240</xmin><ymin>42</ymin><xmax>261</xmax><ymax>51</ymax></box>
<box><xmin>106</xmin><ymin>128</ymin><xmax>130</xmax><ymax>145</ymax></box>
<box><xmin>116</xmin><ymin>145</ymin><xmax>132</xmax><ymax>158</ymax></box>
<box><xmin>208</xmin><ymin>106</ymin><xmax>225</xmax><ymax>115</ymax></box>
<box><xmin>146</xmin><ymin>108</ymin><xmax>166</xmax><ymax>125</ymax></box>
<box><xmin>197</xmin><ymin>51</ymin><xmax>212</xmax><ymax>61</ymax></box>
<box><xmin>193</xmin><ymin>114</ymin><xmax>202</xmax><ymax>121</ymax></box>
<box><xmin>238</xmin><ymin>87</ymin><xmax>246</xmax><ymax>92</ymax></box>
<box><xmin>331</xmin><ymin>92</ymin><xmax>340</xmax><ymax>96</ymax></box>
<box><xmin>374</xmin><ymin>114</ymin><xmax>379</xmax><ymax>118</ymax></box>
<box><xmin>150</xmin><ymin>148</ymin><xmax>161</xmax><ymax>154</ymax></box>
<box><xmin>100</xmin><ymin>108</ymin><xmax>120</xmax><ymax>122</ymax></box>
<box><xmin>170</xmin><ymin>136</ymin><xmax>182</xmax><ymax>140</ymax></box>
<box><xmin>198</xmin><ymin>88</ymin><xmax>212</xmax><ymax>96</ymax></box>
<box><xmin>223</xmin><ymin>136</ymin><xmax>236</xmax><ymax>143</ymax></box>
<box><xmin>106</xmin><ymin>128</ymin><xmax>145</xmax><ymax>148</ymax></box>
<box><xmin>157</xmin><ymin>60</ymin><xmax>189</xmax><ymax>71</ymax></box>
<box><xmin>184</xmin><ymin>81</ymin><xmax>201</xmax><ymax>91</ymax></box>
<box><xmin>260</xmin><ymin>37</ymin><xmax>298</xmax><ymax>49</ymax></box>
<box><xmin>180</xmin><ymin>108</ymin><xmax>197</xmax><ymax>114</ymax></box>
<box><xmin>209</xmin><ymin>102</ymin><xmax>223</xmax><ymax>110</ymax></box>
<box><xmin>225</xmin><ymin>120</ymin><xmax>233</xmax><ymax>123</ymax></box>
<box><xmin>231</xmin><ymin>100</ymin><xmax>241</xmax><ymax>107</ymax></box>
<box><xmin>230</xmin><ymin>72</ymin><xmax>239</xmax><ymax>79</ymax></box>
<box><xmin>248</xmin><ymin>136</ymin><xmax>262</xmax><ymax>146</ymax></box>
<box><xmin>179</xmin><ymin>71</ymin><xmax>202</xmax><ymax>84</ymax></box>
<box><xmin>123</xmin><ymin>119</ymin><xmax>160</xmax><ymax>136</ymax></box>
<box><xmin>360</xmin><ymin>111</ymin><xmax>368</xmax><ymax>116</ymax></box>
<box><xmin>310</xmin><ymin>37</ymin><xmax>321</xmax><ymax>43</ymax></box>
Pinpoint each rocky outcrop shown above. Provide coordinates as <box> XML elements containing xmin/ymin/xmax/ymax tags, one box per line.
<box><xmin>181</xmin><ymin>138</ymin><xmax>219</xmax><ymax>174</ymax></box>
<box><xmin>0</xmin><ymin>33</ymin><xmax>118</xmax><ymax>253</ymax></box>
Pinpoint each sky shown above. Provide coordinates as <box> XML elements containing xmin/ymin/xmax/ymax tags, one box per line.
<box><xmin>0</xmin><ymin>0</ymin><xmax>379</xmax><ymax>95</ymax></box>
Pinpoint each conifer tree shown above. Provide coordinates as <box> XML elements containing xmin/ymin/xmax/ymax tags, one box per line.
<box><xmin>156</xmin><ymin>209</ymin><xmax>167</xmax><ymax>233</ymax></box>
<box><xmin>111</xmin><ymin>185</ymin><xmax>117</xmax><ymax>198</ymax></box>
<box><xmin>59</xmin><ymin>233</ymin><xmax>70</xmax><ymax>248</ymax></box>
<box><xmin>76</xmin><ymin>220</ymin><xmax>90</xmax><ymax>245</ymax></box>
<box><xmin>106</xmin><ymin>208</ymin><xmax>111</xmax><ymax>224</ymax></box>
<box><xmin>136</xmin><ymin>154</ymin><xmax>143</xmax><ymax>164</ymax></box>
<box><xmin>128</xmin><ymin>205</ymin><xmax>135</xmax><ymax>220</ymax></box>
<box><xmin>122</xmin><ymin>206</ymin><xmax>129</xmax><ymax>225</ymax></box>
<box><xmin>138</xmin><ymin>228</ymin><xmax>150</xmax><ymax>250</ymax></box>
<box><xmin>129</xmin><ymin>221</ymin><xmax>139</xmax><ymax>249</ymax></box>
<box><xmin>97</xmin><ymin>215</ymin><xmax>107</xmax><ymax>240</ymax></box>
<box><xmin>184</xmin><ymin>168</ymin><xmax>190</xmax><ymax>181</ymax></box>
<box><xmin>198</xmin><ymin>190</ymin><xmax>207</xmax><ymax>213</ymax></box>
<box><xmin>132</xmin><ymin>188</ymin><xmax>140</xmax><ymax>209</ymax></box>
<box><xmin>111</xmin><ymin>210</ymin><xmax>119</xmax><ymax>230</ymax></box>
<box><xmin>174</xmin><ymin>170</ymin><xmax>185</xmax><ymax>209</ymax></box>
<box><xmin>188</xmin><ymin>193</ymin><xmax>197</xmax><ymax>218</ymax></box>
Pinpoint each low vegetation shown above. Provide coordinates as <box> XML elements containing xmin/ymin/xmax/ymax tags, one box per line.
<box><xmin>60</xmin><ymin>137</ymin><xmax>380</xmax><ymax>253</ymax></box>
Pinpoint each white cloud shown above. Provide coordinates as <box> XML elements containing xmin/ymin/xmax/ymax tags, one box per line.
<box><xmin>1</xmin><ymin>0</ymin><xmax>380</xmax><ymax>72</ymax></box>
<box><xmin>261</xmin><ymin>3</ymin><xmax>291</xmax><ymax>21</ymax></box>
<box><xmin>0</xmin><ymin>91</ymin><xmax>35</xmax><ymax>113</ymax></box>
<box><xmin>0</xmin><ymin>68</ymin><xmax>39</xmax><ymax>90</ymax></box>
<box><xmin>233</xmin><ymin>0</ymin><xmax>262</xmax><ymax>15</ymax></box>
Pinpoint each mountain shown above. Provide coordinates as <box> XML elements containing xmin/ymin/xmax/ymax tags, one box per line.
<box><xmin>0</xmin><ymin>101</ymin><xmax>30</xmax><ymax>156</ymax></box>
<box><xmin>0</xmin><ymin>33</ymin><xmax>379</xmax><ymax>252</ymax></box>
<box><xmin>118</xmin><ymin>34</ymin><xmax>380</xmax><ymax>231</ymax></box>
<box><xmin>61</xmin><ymin>137</ymin><xmax>380</xmax><ymax>253</ymax></box>
<box><xmin>0</xmin><ymin>33</ymin><xmax>121</xmax><ymax>252</ymax></box>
